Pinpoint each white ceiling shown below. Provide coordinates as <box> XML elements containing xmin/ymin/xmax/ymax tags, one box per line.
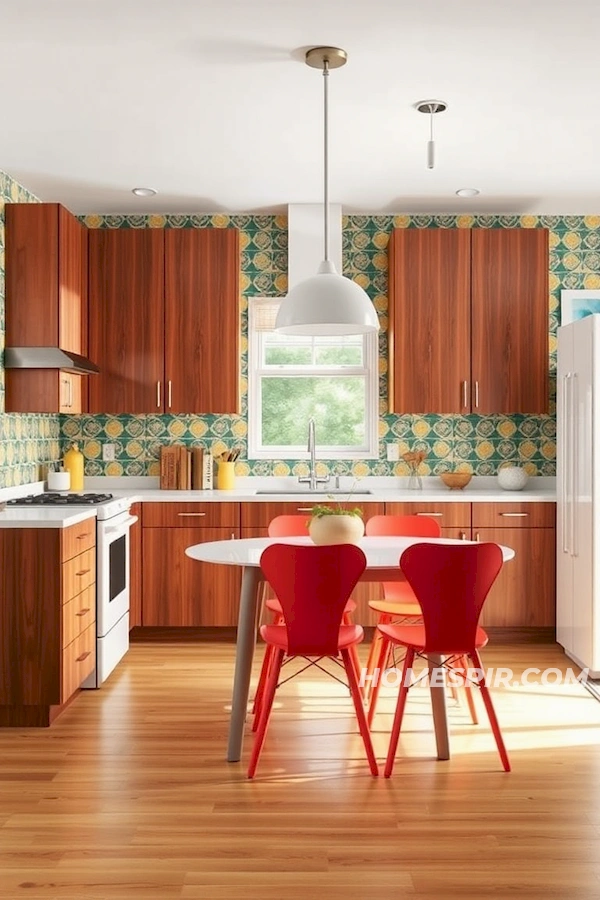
<box><xmin>2</xmin><ymin>0</ymin><xmax>600</xmax><ymax>215</ymax></box>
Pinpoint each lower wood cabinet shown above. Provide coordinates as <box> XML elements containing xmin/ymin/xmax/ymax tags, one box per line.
<box><xmin>141</xmin><ymin>503</ymin><xmax>241</xmax><ymax>626</ymax></box>
<box><xmin>0</xmin><ymin>522</ymin><xmax>97</xmax><ymax>726</ymax></box>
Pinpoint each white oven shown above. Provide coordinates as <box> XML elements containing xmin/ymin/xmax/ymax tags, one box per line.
<box><xmin>82</xmin><ymin>504</ymin><xmax>138</xmax><ymax>688</ymax></box>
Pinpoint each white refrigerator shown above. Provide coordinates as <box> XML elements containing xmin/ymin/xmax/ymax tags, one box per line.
<box><xmin>557</xmin><ymin>314</ymin><xmax>600</xmax><ymax>676</ymax></box>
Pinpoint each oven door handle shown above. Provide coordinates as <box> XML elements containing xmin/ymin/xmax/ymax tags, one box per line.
<box><xmin>104</xmin><ymin>514</ymin><xmax>138</xmax><ymax>535</ymax></box>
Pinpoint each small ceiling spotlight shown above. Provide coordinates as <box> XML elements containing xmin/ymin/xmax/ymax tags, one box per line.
<box><xmin>455</xmin><ymin>188</ymin><xmax>480</xmax><ymax>198</ymax></box>
<box><xmin>415</xmin><ymin>99</ymin><xmax>447</xmax><ymax>169</ymax></box>
<box><xmin>131</xmin><ymin>187</ymin><xmax>157</xmax><ymax>197</ymax></box>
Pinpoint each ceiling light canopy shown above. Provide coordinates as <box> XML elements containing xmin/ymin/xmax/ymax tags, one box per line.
<box><xmin>131</xmin><ymin>187</ymin><xmax>157</xmax><ymax>197</ymax></box>
<box><xmin>275</xmin><ymin>47</ymin><xmax>379</xmax><ymax>336</ymax></box>
<box><xmin>456</xmin><ymin>188</ymin><xmax>480</xmax><ymax>197</ymax></box>
<box><xmin>415</xmin><ymin>99</ymin><xmax>447</xmax><ymax>169</ymax></box>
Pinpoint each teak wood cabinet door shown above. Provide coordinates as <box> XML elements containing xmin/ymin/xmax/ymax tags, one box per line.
<box><xmin>88</xmin><ymin>228</ymin><xmax>165</xmax><ymax>413</ymax></box>
<box><xmin>388</xmin><ymin>227</ymin><xmax>549</xmax><ymax>415</ymax></box>
<box><xmin>388</xmin><ymin>228</ymin><xmax>471</xmax><ymax>414</ymax></box>
<box><xmin>5</xmin><ymin>203</ymin><xmax>88</xmax><ymax>413</ymax></box>
<box><xmin>88</xmin><ymin>227</ymin><xmax>240</xmax><ymax>414</ymax></box>
<box><xmin>165</xmin><ymin>228</ymin><xmax>240</xmax><ymax>414</ymax></box>
<box><xmin>471</xmin><ymin>228</ymin><xmax>549</xmax><ymax>414</ymax></box>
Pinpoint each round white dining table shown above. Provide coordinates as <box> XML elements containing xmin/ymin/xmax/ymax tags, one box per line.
<box><xmin>186</xmin><ymin>535</ymin><xmax>515</xmax><ymax>763</ymax></box>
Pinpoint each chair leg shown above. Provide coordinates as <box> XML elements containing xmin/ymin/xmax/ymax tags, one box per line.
<box><xmin>342</xmin><ymin>611</ymin><xmax>362</xmax><ymax>687</ymax></box>
<box><xmin>341</xmin><ymin>649</ymin><xmax>379</xmax><ymax>776</ymax></box>
<box><xmin>458</xmin><ymin>654</ymin><xmax>478</xmax><ymax>725</ymax></box>
<box><xmin>469</xmin><ymin>650</ymin><xmax>510</xmax><ymax>772</ymax></box>
<box><xmin>362</xmin><ymin>614</ymin><xmax>392</xmax><ymax>701</ymax></box>
<box><xmin>248</xmin><ymin>648</ymin><xmax>284</xmax><ymax>779</ymax></box>
<box><xmin>367</xmin><ymin>633</ymin><xmax>391</xmax><ymax>728</ymax></box>
<box><xmin>252</xmin><ymin>643</ymin><xmax>275</xmax><ymax>729</ymax></box>
<box><xmin>384</xmin><ymin>647</ymin><xmax>415</xmax><ymax>778</ymax></box>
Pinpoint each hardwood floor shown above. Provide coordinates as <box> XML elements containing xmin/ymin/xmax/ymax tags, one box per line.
<box><xmin>1</xmin><ymin>643</ymin><xmax>600</xmax><ymax>899</ymax></box>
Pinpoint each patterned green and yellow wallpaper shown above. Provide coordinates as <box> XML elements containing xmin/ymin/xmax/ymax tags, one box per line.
<box><xmin>0</xmin><ymin>171</ymin><xmax>61</xmax><ymax>488</ymax></box>
<box><xmin>59</xmin><ymin>211</ymin><xmax>592</xmax><ymax>480</ymax></box>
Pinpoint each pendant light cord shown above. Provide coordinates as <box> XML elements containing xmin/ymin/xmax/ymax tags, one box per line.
<box><xmin>322</xmin><ymin>58</ymin><xmax>330</xmax><ymax>263</ymax></box>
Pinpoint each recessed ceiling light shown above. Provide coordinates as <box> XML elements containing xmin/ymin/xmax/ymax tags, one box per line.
<box><xmin>131</xmin><ymin>187</ymin><xmax>157</xmax><ymax>197</ymax></box>
<box><xmin>455</xmin><ymin>188</ymin><xmax>480</xmax><ymax>198</ymax></box>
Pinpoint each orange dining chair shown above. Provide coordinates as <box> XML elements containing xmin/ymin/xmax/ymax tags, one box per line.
<box><xmin>362</xmin><ymin>515</ymin><xmax>442</xmax><ymax>700</ymax></box>
<box><xmin>248</xmin><ymin>542</ymin><xmax>378</xmax><ymax>778</ymax></box>
<box><xmin>253</xmin><ymin>515</ymin><xmax>360</xmax><ymax>720</ymax></box>
<box><xmin>369</xmin><ymin>541</ymin><xmax>510</xmax><ymax>775</ymax></box>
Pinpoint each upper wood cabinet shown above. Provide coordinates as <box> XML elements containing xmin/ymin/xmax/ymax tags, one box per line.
<box><xmin>88</xmin><ymin>227</ymin><xmax>240</xmax><ymax>414</ymax></box>
<box><xmin>388</xmin><ymin>227</ymin><xmax>549</xmax><ymax>415</ymax></box>
<box><xmin>5</xmin><ymin>203</ymin><xmax>88</xmax><ymax>413</ymax></box>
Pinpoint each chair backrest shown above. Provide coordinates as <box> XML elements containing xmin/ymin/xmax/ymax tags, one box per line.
<box><xmin>399</xmin><ymin>542</ymin><xmax>504</xmax><ymax>653</ymax></box>
<box><xmin>259</xmin><ymin>543</ymin><xmax>366</xmax><ymax>656</ymax></box>
<box><xmin>268</xmin><ymin>515</ymin><xmax>310</xmax><ymax>537</ymax></box>
<box><xmin>365</xmin><ymin>514</ymin><xmax>441</xmax><ymax>538</ymax></box>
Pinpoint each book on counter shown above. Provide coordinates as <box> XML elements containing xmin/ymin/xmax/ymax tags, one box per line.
<box><xmin>160</xmin><ymin>445</ymin><xmax>213</xmax><ymax>490</ymax></box>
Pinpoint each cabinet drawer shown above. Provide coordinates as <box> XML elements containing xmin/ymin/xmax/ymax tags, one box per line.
<box><xmin>62</xmin><ymin>584</ymin><xmax>96</xmax><ymax>649</ymax></box>
<box><xmin>142</xmin><ymin>502</ymin><xmax>240</xmax><ymax>528</ymax></box>
<box><xmin>61</xmin><ymin>622</ymin><xmax>95</xmax><ymax>703</ymax></box>
<box><xmin>61</xmin><ymin>518</ymin><xmax>96</xmax><ymax>561</ymax></box>
<box><xmin>472</xmin><ymin>502</ymin><xmax>556</xmax><ymax>528</ymax></box>
<box><xmin>383</xmin><ymin>502</ymin><xmax>471</xmax><ymax>529</ymax></box>
<box><xmin>62</xmin><ymin>548</ymin><xmax>96</xmax><ymax>603</ymax></box>
<box><xmin>241</xmin><ymin>501</ymin><xmax>384</xmax><ymax>529</ymax></box>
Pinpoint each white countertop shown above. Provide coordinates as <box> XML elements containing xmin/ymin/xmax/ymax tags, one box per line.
<box><xmin>85</xmin><ymin>475</ymin><xmax>557</xmax><ymax>504</ymax></box>
<box><xmin>0</xmin><ymin>507</ymin><xmax>97</xmax><ymax>529</ymax></box>
<box><xmin>0</xmin><ymin>475</ymin><xmax>556</xmax><ymax>528</ymax></box>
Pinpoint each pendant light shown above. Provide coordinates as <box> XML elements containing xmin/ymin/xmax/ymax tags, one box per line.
<box><xmin>415</xmin><ymin>99</ymin><xmax>447</xmax><ymax>169</ymax></box>
<box><xmin>275</xmin><ymin>47</ymin><xmax>379</xmax><ymax>335</ymax></box>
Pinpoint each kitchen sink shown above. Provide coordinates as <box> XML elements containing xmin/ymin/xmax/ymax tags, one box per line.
<box><xmin>254</xmin><ymin>489</ymin><xmax>373</xmax><ymax>495</ymax></box>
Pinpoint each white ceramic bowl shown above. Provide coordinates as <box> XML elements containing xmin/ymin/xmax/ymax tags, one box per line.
<box><xmin>497</xmin><ymin>466</ymin><xmax>529</xmax><ymax>491</ymax></box>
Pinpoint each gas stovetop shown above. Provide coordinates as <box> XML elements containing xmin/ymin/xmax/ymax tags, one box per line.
<box><xmin>7</xmin><ymin>492</ymin><xmax>114</xmax><ymax>506</ymax></box>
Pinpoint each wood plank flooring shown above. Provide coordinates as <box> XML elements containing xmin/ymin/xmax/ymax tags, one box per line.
<box><xmin>1</xmin><ymin>643</ymin><xmax>600</xmax><ymax>899</ymax></box>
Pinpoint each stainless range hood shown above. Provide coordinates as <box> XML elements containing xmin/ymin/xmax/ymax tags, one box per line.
<box><xmin>4</xmin><ymin>347</ymin><xmax>100</xmax><ymax>375</ymax></box>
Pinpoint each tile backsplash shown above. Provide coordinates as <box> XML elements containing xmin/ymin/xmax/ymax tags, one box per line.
<box><xmin>3</xmin><ymin>185</ymin><xmax>598</xmax><ymax>482</ymax></box>
<box><xmin>0</xmin><ymin>171</ymin><xmax>61</xmax><ymax>488</ymax></box>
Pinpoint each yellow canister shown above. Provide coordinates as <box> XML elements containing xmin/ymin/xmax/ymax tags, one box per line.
<box><xmin>63</xmin><ymin>442</ymin><xmax>84</xmax><ymax>491</ymax></box>
<box><xmin>216</xmin><ymin>461</ymin><xmax>235</xmax><ymax>491</ymax></box>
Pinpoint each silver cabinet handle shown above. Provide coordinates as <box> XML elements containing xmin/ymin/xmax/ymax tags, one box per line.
<box><xmin>168</xmin><ymin>380</ymin><xmax>172</xmax><ymax>408</ymax></box>
<box><xmin>177</xmin><ymin>512</ymin><xmax>206</xmax><ymax>517</ymax></box>
<box><xmin>416</xmin><ymin>511</ymin><xmax>443</xmax><ymax>517</ymax></box>
<box><xmin>562</xmin><ymin>373</ymin><xmax>571</xmax><ymax>554</ymax></box>
<box><xmin>474</xmin><ymin>380</ymin><xmax>479</xmax><ymax>408</ymax></box>
<box><xmin>156</xmin><ymin>381</ymin><xmax>161</xmax><ymax>408</ymax></box>
<box><xmin>297</xmin><ymin>507</ymin><xmax>314</xmax><ymax>512</ymax></box>
<box><xmin>499</xmin><ymin>512</ymin><xmax>529</xmax><ymax>517</ymax></box>
<box><xmin>68</xmin><ymin>378</ymin><xmax>73</xmax><ymax>408</ymax></box>
<box><xmin>462</xmin><ymin>380</ymin><xmax>468</xmax><ymax>408</ymax></box>
<box><xmin>459</xmin><ymin>531</ymin><xmax>467</xmax><ymax>541</ymax></box>
<box><xmin>475</xmin><ymin>532</ymin><xmax>480</xmax><ymax>542</ymax></box>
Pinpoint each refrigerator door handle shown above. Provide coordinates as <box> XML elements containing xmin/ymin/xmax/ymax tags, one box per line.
<box><xmin>562</xmin><ymin>372</ymin><xmax>571</xmax><ymax>555</ymax></box>
<box><xmin>571</xmin><ymin>372</ymin><xmax>579</xmax><ymax>558</ymax></box>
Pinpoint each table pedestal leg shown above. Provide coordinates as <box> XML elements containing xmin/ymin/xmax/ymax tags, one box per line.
<box><xmin>227</xmin><ymin>566</ymin><xmax>261</xmax><ymax>763</ymax></box>
<box><xmin>428</xmin><ymin>653</ymin><xmax>450</xmax><ymax>760</ymax></box>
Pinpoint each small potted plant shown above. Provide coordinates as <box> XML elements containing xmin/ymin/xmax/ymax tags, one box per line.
<box><xmin>308</xmin><ymin>502</ymin><xmax>365</xmax><ymax>545</ymax></box>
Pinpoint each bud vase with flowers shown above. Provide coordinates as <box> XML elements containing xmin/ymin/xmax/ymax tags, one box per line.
<box><xmin>402</xmin><ymin>449</ymin><xmax>426</xmax><ymax>490</ymax></box>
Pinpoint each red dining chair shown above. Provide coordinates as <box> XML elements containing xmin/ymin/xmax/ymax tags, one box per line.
<box><xmin>369</xmin><ymin>542</ymin><xmax>509</xmax><ymax>775</ymax></box>
<box><xmin>362</xmin><ymin>515</ymin><xmax>441</xmax><ymax>700</ymax></box>
<box><xmin>248</xmin><ymin>543</ymin><xmax>378</xmax><ymax>779</ymax></box>
<box><xmin>253</xmin><ymin>515</ymin><xmax>359</xmax><ymax>720</ymax></box>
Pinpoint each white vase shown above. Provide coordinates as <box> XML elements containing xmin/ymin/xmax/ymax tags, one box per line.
<box><xmin>309</xmin><ymin>515</ymin><xmax>365</xmax><ymax>545</ymax></box>
<box><xmin>497</xmin><ymin>465</ymin><xmax>529</xmax><ymax>491</ymax></box>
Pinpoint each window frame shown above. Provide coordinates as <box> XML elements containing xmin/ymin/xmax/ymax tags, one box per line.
<box><xmin>247</xmin><ymin>298</ymin><xmax>379</xmax><ymax>460</ymax></box>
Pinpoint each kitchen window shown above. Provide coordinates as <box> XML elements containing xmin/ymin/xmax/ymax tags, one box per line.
<box><xmin>247</xmin><ymin>297</ymin><xmax>378</xmax><ymax>460</ymax></box>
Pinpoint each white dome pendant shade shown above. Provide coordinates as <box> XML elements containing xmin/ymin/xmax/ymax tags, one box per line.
<box><xmin>275</xmin><ymin>47</ymin><xmax>379</xmax><ymax>337</ymax></box>
<box><xmin>277</xmin><ymin>260</ymin><xmax>379</xmax><ymax>335</ymax></box>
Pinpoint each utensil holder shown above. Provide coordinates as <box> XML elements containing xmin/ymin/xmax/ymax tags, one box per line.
<box><xmin>217</xmin><ymin>461</ymin><xmax>235</xmax><ymax>491</ymax></box>
<box><xmin>48</xmin><ymin>470</ymin><xmax>71</xmax><ymax>491</ymax></box>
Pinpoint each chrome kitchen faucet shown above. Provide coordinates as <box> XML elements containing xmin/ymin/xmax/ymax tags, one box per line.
<box><xmin>298</xmin><ymin>417</ymin><xmax>330</xmax><ymax>492</ymax></box>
